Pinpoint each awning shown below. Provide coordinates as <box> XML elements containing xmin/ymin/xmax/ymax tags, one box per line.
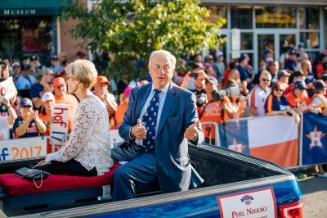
<box><xmin>0</xmin><ymin>0</ymin><xmax>73</xmax><ymax>17</ymax></box>
<box><xmin>202</xmin><ymin>0</ymin><xmax>327</xmax><ymax>6</ymax></box>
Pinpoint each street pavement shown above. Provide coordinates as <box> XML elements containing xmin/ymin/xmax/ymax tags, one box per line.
<box><xmin>298</xmin><ymin>176</ymin><xmax>327</xmax><ymax>218</ymax></box>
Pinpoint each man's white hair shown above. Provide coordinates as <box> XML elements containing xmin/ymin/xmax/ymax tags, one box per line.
<box><xmin>149</xmin><ymin>50</ymin><xmax>176</xmax><ymax>67</ymax></box>
<box><xmin>260</xmin><ymin>70</ymin><xmax>272</xmax><ymax>80</ymax></box>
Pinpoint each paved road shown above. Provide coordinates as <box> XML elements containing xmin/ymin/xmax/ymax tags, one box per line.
<box><xmin>298</xmin><ymin>176</ymin><xmax>327</xmax><ymax>218</ymax></box>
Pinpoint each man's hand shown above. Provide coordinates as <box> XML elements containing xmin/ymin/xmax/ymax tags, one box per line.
<box><xmin>2</xmin><ymin>97</ymin><xmax>10</xmax><ymax>108</ymax></box>
<box><xmin>33</xmin><ymin>110</ymin><xmax>39</xmax><ymax>120</ymax></box>
<box><xmin>184</xmin><ymin>120</ymin><xmax>200</xmax><ymax>141</ymax></box>
<box><xmin>131</xmin><ymin>119</ymin><xmax>147</xmax><ymax>139</ymax></box>
<box><xmin>26</xmin><ymin>111</ymin><xmax>34</xmax><ymax>123</ymax></box>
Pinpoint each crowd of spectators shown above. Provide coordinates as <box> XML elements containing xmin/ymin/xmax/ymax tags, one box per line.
<box><xmin>0</xmin><ymin>45</ymin><xmax>326</xmax><ymax>160</ymax></box>
<box><xmin>173</xmin><ymin>46</ymin><xmax>327</xmax><ymax>126</ymax></box>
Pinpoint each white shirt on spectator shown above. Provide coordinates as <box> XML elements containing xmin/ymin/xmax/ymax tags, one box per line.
<box><xmin>46</xmin><ymin>95</ymin><xmax>113</xmax><ymax>175</ymax></box>
<box><xmin>248</xmin><ymin>85</ymin><xmax>271</xmax><ymax>116</ymax></box>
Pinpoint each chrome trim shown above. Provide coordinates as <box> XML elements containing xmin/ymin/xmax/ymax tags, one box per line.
<box><xmin>15</xmin><ymin>174</ymin><xmax>296</xmax><ymax>218</ymax></box>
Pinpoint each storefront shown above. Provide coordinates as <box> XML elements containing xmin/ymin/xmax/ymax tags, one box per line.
<box><xmin>202</xmin><ymin>0</ymin><xmax>327</xmax><ymax>72</ymax></box>
<box><xmin>0</xmin><ymin>0</ymin><xmax>72</xmax><ymax>62</ymax></box>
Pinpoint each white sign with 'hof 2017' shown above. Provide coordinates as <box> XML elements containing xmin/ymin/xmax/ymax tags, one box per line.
<box><xmin>217</xmin><ymin>187</ymin><xmax>277</xmax><ymax>218</ymax></box>
<box><xmin>0</xmin><ymin>137</ymin><xmax>47</xmax><ymax>162</ymax></box>
<box><xmin>50</xmin><ymin>103</ymin><xmax>69</xmax><ymax>149</ymax></box>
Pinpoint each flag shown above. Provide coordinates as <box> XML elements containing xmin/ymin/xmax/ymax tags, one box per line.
<box><xmin>301</xmin><ymin>113</ymin><xmax>327</xmax><ymax>166</ymax></box>
<box><xmin>248</xmin><ymin>115</ymin><xmax>298</xmax><ymax>168</ymax></box>
<box><xmin>219</xmin><ymin>119</ymin><xmax>250</xmax><ymax>155</ymax></box>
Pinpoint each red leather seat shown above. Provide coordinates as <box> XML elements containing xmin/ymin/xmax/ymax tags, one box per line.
<box><xmin>0</xmin><ymin>163</ymin><xmax>120</xmax><ymax>196</ymax></box>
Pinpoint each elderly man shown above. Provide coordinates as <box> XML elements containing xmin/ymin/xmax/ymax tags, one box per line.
<box><xmin>248</xmin><ymin>70</ymin><xmax>272</xmax><ymax>116</ymax></box>
<box><xmin>112</xmin><ymin>50</ymin><xmax>204</xmax><ymax>200</ymax></box>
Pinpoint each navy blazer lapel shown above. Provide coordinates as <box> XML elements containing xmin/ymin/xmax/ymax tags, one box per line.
<box><xmin>135</xmin><ymin>84</ymin><xmax>151</xmax><ymax>119</ymax></box>
<box><xmin>157</xmin><ymin>83</ymin><xmax>177</xmax><ymax>135</ymax></box>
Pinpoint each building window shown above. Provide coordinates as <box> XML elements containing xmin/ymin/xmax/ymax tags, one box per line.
<box><xmin>240</xmin><ymin>33</ymin><xmax>253</xmax><ymax>50</ymax></box>
<box><xmin>299</xmin><ymin>7</ymin><xmax>320</xmax><ymax>30</ymax></box>
<box><xmin>255</xmin><ymin>6</ymin><xmax>296</xmax><ymax>28</ymax></box>
<box><xmin>204</xmin><ymin>5</ymin><xmax>227</xmax><ymax>28</ymax></box>
<box><xmin>300</xmin><ymin>32</ymin><xmax>320</xmax><ymax>49</ymax></box>
<box><xmin>306</xmin><ymin>51</ymin><xmax>320</xmax><ymax>61</ymax></box>
<box><xmin>231</xmin><ymin>7</ymin><xmax>253</xmax><ymax>29</ymax></box>
<box><xmin>0</xmin><ymin>17</ymin><xmax>52</xmax><ymax>60</ymax></box>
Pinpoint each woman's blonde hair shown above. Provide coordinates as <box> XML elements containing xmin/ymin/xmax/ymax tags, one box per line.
<box><xmin>66</xmin><ymin>59</ymin><xmax>98</xmax><ymax>89</ymax></box>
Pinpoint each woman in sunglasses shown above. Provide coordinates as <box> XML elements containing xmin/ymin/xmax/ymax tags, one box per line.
<box><xmin>265</xmin><ymin>82</ymin><xmax>289</xmax><ymax>116</ymax></box>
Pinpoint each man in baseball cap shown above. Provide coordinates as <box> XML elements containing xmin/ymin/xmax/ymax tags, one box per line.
<box><xmin>13</xmin><ymin>98</ymin><xmax>46</xmax><ymax>138</ymax></box>
<box><xmin>97</xmin><ymin>75</ymin><xmax>109</xmax><ymax>85</ymax></box>
<box><xmin>21</xmin><ymin>98</ymin><xmax>33</xmax><ymax>108</ymax></box>
<box><xmin>286</xmin><ymin>81</ymin><xmax>311</xmax><ymax>112</ymax></box>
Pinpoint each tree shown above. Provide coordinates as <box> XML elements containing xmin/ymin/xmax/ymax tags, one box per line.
<box><xmin>63</xmin><ymin>0</ymin><xmax>226</xmax><ymax>79</ymax></box>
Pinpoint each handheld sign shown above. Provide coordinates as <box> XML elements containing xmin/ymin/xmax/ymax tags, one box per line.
<box><xmin>217</xmin><ymin>187</ymin><xmax>277</xmax><ymax>218</ymax></box>
<box><xmin>0</xmin><ymin>77</ymin><xmax>17</xmax><ymax>99</ymax></box>
<box><xmin>50</xmin><ymin>103</ymin><xmax>69</xmax><ymax>151</ymax></box>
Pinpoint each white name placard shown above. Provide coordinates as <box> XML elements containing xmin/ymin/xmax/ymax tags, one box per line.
<box><xmin>217</xmin><ymin>187</ymin><xmax>277</xmax><ymax>218</ymax></box>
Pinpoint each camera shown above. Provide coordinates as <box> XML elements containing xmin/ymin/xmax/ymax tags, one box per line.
<box><xmin>196</xmin><ymin>92</ymin><xmax>207</xmax><ymax>107</ymax></box>
<box><xmin>212</xmin><ymin>86</ymin><xmax>241</xmax><ymax>101</ymax></box>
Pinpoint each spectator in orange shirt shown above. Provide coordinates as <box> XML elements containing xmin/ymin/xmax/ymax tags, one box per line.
<box><xmin>315</xmin><ymin>54</ymin><xmax>326</xmax><ymax>78</ymax></box>
<box><xmin>200</xmin><ymin>76</ymin><xmax>224</xmax><ymax>144</ymax></box>
<box><xmin>93</xmin><ymin>76</ymin><xmax>118</xmax><ymax>128</ymax></box>
<box><xmin>284</xmin><ymin>71</ymin><xmax>306</xmax><ymax>96</ymax></box>
<box><xmin>286</xmin><ymin>81</ymin><xmax>312</xmax><ymax>112</ymax></box>
<box><xmin>53</xmin><ymin>77</ymin><xmax>78</xmax><ymax>132</ymax></box>
<box><xmin>115</xmin><ymin>86</ymin><xmax>131</xmax><ymax>127</ymax></box>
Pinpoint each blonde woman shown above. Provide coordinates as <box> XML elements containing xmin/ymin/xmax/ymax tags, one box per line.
<box><xmin>36</xmin><ymin>60</ymin><xmax>113</xmax><ymax>176</ymax></box>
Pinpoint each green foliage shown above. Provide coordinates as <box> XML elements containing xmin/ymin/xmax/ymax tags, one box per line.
<box><xmin>63</xmin><ymin>0</ymin><xmax>226</xmax><ymax>79</ymax></box>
